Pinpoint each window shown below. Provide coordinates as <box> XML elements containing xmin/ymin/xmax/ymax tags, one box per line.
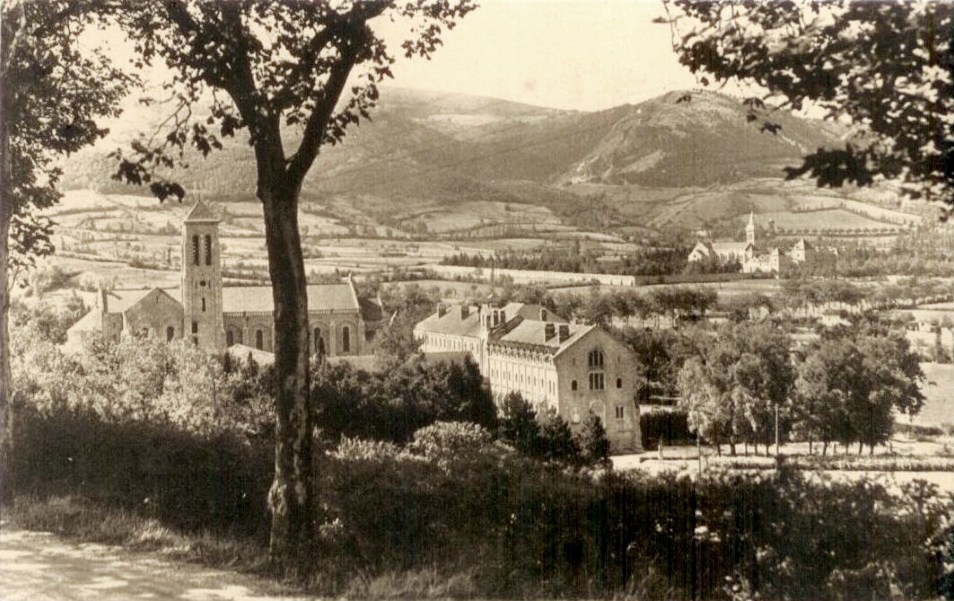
<box><xmin>201</xmin><ymin>297</ymin><xmax>206</xmax><ymax>312</ymax></box>
<box><xmin>588</xmin><ymin>349</ymin><xmax>604</xmax><ymax>368</ymax></box>
<box><xmin>191</xmin><ymin>321</ymin><xmax>198</xmax><ymax>334</ymax></box>
<box><xmin>615</xmin><ymin>406</ymin><xmax>624</xmax><ymax>420</ymax></box>
<box><xmin>191</xmin><ymin>235</ymin><xmax>200</xmax><ymax>265</ymax></box>
<box><xmin>571</xmin><ymin>380</ymin><xmax>578</xmax><ymax>391</ymax></box>
<box><xmin>589</xmin><ymin>372</ymin><xmax>605</xmax><ymax>390</ymax></box>
<box><xmin>255</xmin><ymin>329</ymin><xmax>264</xmax><ymax>350</ymax></box>
<box><xmin>166</xmin><ymin>326</ymin><xmax>175</xmax><ymax>341</ymax></box>
<box><xmin>341</xmin><ymin>326</ymin><xmax>350</xmax><ymax>353</ymax></box>
<box><xmin>617</xmin><ymin>377</ymin><xmax>623</xmax><ymax>389</ymax></box>
<box><xmin>204</xmin><ymin>234</ymin><xmax>212</xmax><ymax>265</ymax></box>
<box><xmin>226</xmin><ymin>330</ymin><xmax>234</xmax><ymax>346</ymax></box>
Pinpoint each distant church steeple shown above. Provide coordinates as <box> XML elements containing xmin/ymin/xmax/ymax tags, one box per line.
<box><xmin>182</xmin><ymin>197</ymin><xmax>224</xmax><ymax>349</ymax></box>
<box><xmin>745</xmin><ymin>211</ymin><xmax>756</xmax><ymax>247</ymax></box>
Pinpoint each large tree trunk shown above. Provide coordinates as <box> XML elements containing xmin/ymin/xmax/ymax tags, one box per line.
<box><xmin>0</xmin><ymin>86</ymin><xmax>12</xmax><ymax>504</ymax></box>
<box><xmin>261</xmin><ymin>184</ymin><xmax>314</xmax><ymax>570</ymax></box>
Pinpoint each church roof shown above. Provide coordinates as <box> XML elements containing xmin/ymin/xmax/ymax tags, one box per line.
<box><xmin>184</xmin><ymin>199</ymin><xmax>219</xmax><ymax>223</ymax></box>
<box><xmin>222</xmin><ymin>283</ymin><xmax>361</xmax><ymax>314</ymax></box>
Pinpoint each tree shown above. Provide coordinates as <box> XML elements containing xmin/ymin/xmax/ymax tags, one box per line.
<box><xmin>794</xmin><ymin>326</ymin><xmax>925</xmax><ymax>454</ymax></box>
<box><xmin>676</xmin><ymin>357</ymin><xmax>726</xmax><ymax>453</ymax></box>
<box><xmin>664</xmin><ymin>1</ymin><xmax>952</xmax><ymax>209</ymax></box>
<box><xmin>576</xmin><ymin>411</ymin><xmax>611</xmax><ymax>468</ymax></box>
<box><xmin>499</xmin><ymin>391</ymin><xmax>542</xmax><ymax>457</ymax></box>
<box><xmin>111</xmin><ymin>1</ymin><xmax>475</xmax><ymax>566</ymax></box>
<box><xmin>538</xmin><ymin>408</ymin><xmax>581</xmax><ymax>464</ymax></box>
<box><xmin>1</xmin><ymin>0</ymin><xmax>129</xmax><ymax>501</ymax></box>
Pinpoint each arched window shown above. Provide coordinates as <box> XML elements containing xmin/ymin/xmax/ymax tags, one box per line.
<box><xmin>588</xmin><ymin>349</ymin><xmax>604</xmax><ymax>368</ymax></box>
<box><xmin>616</xmin><ymin>377</ymin><xmax>623</xmax><ymax>389</ymax></box>
<box><xmin>191</xmin><ymin>235</ymin><xmax>200</xmax><ymax>265</ymax></box>
<box><xmin>166</xmin><ymin>326</ymin><xmax>175</xmax><ymax>341</ymax></box>
<box><xmin>226</xmin><ymin>329</ymin><xmax>234</xmax><ymax>346</ymax></box>
<box><xmin>204</xmin><ymin>234</ymin><xmax>212</xmax><ymax>265</ymax></box>
<box><xmin>341</xmin><ymin>326</ymin><xmax>351</xmax><ymax>353</ymax></box>
<box><xmin>255</xmin><ymin>329</ymin><xmax>264</xmax><ymax>350</ymax></box>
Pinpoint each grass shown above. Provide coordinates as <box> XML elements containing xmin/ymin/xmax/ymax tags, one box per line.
<box><xmin>2</xmin><ymin>496</ymin><xmax>493</xmax><ymax>599</ymax></box>
<box><xmin>4</xmin><ymin>495</ymin><xmax>271</xmax><ymax>576</ymax></box>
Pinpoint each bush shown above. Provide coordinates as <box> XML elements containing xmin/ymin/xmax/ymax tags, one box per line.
<box><xmin>11</xmin><ymin>402</ymin><xmax>952</xmax><ymax>600</ymax></box>
<box><xmin>9</xmin><ymin>402</ymin><xmax>273</xmax><ymax>537</ymax></box>
<box><xmin>640</xmin><ymin>408</ymin><xmax>695</xmax><ymax>449</ymax></box>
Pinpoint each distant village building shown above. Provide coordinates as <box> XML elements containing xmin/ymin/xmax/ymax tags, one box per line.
<box><xmin>66</xmin><ymin>200</ymin><xmax>383</xmax><ymax>361</ymax></box>
<box><xmin>687</xmin><ymin>212</ymin><xmax>830</xmax><ymax>275</ymax></box>
<box><xmin>414</xmin><ymin>302</ymin><xmax>641</xmax><ymax>453</ymax></box>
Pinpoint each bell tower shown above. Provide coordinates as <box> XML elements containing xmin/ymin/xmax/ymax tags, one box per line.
<box><xmin>745</xmin><ymin>211</ymin><xmax>756</xmax><ymax>247</ymax></box>
<box><xmin>182</xmin><ymin>199</ymin><xmax>224</xmax><ymax>349</ymax></box>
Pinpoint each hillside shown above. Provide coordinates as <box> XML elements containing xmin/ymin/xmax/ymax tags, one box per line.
<box><xmin>59</xmin><ymin>87</ymin><xmax>920</xmax><ymax>236</ymax></box>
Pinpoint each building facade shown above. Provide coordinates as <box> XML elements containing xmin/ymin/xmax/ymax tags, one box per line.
<box><xmin>414</xmin><ymin>302</ymin><xmax>641</xmax><ymax>453</ymax></box>
<box><xmin>66</xmin><ymin>200</ymin><xmax>382</xmax><ymax>359</ymax></box>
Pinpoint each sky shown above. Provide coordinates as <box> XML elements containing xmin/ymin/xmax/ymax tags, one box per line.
<box><xmin>376</xmin><ymin>0</ymin><xmax>699</xmax><ymax>111</ymax></box>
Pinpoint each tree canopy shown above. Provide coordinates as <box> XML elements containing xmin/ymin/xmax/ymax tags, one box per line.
<box><xmin>664</xmin><ymin>0</ymin><xmax>953</xmax><ymax>210</ymax></box>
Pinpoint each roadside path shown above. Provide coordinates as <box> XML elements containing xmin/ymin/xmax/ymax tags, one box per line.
<box><xmin>0</xmin><ymin>526</ymin><xmax>312</xmax><ymax>601</ymax></box>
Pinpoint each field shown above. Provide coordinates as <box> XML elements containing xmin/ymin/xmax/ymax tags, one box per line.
<box><xmin>914</xmin><ymin>362</ymin><xmax>954</xmax><ymax>428</ymax></box>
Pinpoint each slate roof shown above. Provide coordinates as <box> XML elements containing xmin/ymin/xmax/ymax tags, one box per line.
<box><xmin>502</xmin><ymin>302</ymin><xmax>566</xmax><ymax>323</ymax></box>
<box><xmin>221</xmin><ymin>283</ymin><xmax>361</xmax><ymax>314</ymax></box>
<box><xmin>495</xmin><ymin>319</ymin><xmax>593</xmax><ymax>352</ymax></box>
<box><xmin>414</xmin><ymin>305</ymin><xmax>481</xmax><ymax>337</ymax></box>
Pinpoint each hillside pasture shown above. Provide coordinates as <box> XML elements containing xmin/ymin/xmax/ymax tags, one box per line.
<box><xmin>763</xmin><ymin>208</ymin><xmax>897</xmax><ymax>232</ymax></box>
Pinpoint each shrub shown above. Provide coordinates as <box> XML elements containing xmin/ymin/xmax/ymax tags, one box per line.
<box><xmin>640</xmin><ymin>408</ymin><xmax>695</xmax><ymax>449</ymax></box>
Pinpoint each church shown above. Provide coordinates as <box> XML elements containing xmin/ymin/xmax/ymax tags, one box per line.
<box><xmin>687</xmin><ymin>212</ymin><xmax>823</xmax><ymax>275</ymax></box>
<box><xmin>66</xmin><ymin>200</ymin><xmax>383</xmax><ymax>360</ymax></box>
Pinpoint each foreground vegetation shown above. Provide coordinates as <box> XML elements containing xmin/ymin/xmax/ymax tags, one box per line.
<box><xmin>7</xmin><ymin>404</ymin><xmax>954</xmax><ymax>600</ymax></box>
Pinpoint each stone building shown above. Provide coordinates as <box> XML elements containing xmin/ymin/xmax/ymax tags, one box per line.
<box><xmin>414</xmin><ymin>302</ymin><xmax>641</xmax><ymax>453</ymax></box>
<box><xmin>688</xmin><ymin>212</ymin><xmax>829</xmax><ymax>275</ymax></box>
<box><xmin>66</xmin><ymin>200</ymin><xmax>382</xmax><ymax>359</ymax></box>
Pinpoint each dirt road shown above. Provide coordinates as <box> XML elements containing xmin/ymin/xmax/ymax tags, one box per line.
<box><xmin>0</xmin><ymin>527</ymin><xmax>312</xmax><ymax>601</ymax></box>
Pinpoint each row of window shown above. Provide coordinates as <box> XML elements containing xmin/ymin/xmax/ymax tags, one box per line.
<box><xmin>570</xmin><ymin>375</ymin><xmax>623</xmax><ymax>391</ymax></box>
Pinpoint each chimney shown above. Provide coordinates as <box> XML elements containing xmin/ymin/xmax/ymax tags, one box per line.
<box><xmin>540</xmin><ymin>308</ymin><xmax>548</xmax><ymax>321</ymax></box>
<box><xmin>437</xmin><ymin>303</ymin><xmax>447</xmax><ymax>318</ymax></box>
<box><xmin>558</xmin><ymin>324</ymin><xmax>570</xmax><ymax>342</ymax></box>
<box><xmin>493</xmin><ymin>310</ymin><xmax>500</xmax><ymax>326</ymax></box>
<box><xmin>545</xmin><ymin>323</ymin><xmax>556</xmax><ymax>340</ymax></box>
<box><xmin>500</xmin><ymin>310</ymin><xmax>507</xmax><ymax>324</ymax></box>
<box><xmin>460</xmin><ymin>304</ymin><xmax>470</xmax><ymax>319</ymax></box>
<box><xmin>99</xmin><ymin>286</ymin><xmax>108</xmax><ymax>313</ymax></box>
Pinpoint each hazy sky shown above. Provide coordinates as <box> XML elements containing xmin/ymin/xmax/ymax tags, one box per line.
<box><xmin>91</xmin><ymin>0</ymin><xmax>702</xmax><ymax>128</ymax></box>
<box><xmin>378</xmin><ymin>0</ymin><xmax>699</xmax><ymax>111</ymax></box>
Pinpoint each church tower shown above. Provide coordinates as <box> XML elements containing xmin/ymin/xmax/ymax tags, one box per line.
<box><xmin>745</xmin><ymin>211</ymin><xmax>756</xmax><ymax>247</ymax></box>
<box><xmin>182</xmin><ymin>199</ymin><xmax>224</xmax><ymax>349</ymax></box>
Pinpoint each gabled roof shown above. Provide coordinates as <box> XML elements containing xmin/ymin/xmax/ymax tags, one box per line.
<box><xmin>221</xmin><ymin>283</ymin><xmax>361</xmax><ymax>314</ymax></box>
<box><xmin>502</xmin><ymin>302</ymin><xmax>566</xmax><ymax>323</ymax></box>
<box><xmin>492</xmin><ymin>318</ymin><xmax>594</xmax><ymax>354</ymax></box>
<box><xmin>184</xmin><ymin>199</ymin><xmax>219</xmax><ymax>223</ymax></box>
<box><xmin>711</xmin><ymin>242</ymin><xmax>750</xmax><ymax>256</ymax></box>
<box><xmin>102</xmin><ymin>288</ymin><xmax>180</xmax><ymax>314</ymax></box>
<box><xmin>414</xmin><ymin>304</ymin><xmax>481</xmax><ymax>337</ymax></box>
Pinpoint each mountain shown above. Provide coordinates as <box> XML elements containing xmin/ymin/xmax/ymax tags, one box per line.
<box><xmin>60</xmin><ymin>87</ymin><xmax>867</xmax><ymax>234</ymax></box>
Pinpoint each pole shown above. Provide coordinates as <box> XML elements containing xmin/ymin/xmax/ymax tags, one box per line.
<box><xmin>774</xmin><ymin>402</ymin><xmax>780</xmax><ymax>460</ymax></box>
